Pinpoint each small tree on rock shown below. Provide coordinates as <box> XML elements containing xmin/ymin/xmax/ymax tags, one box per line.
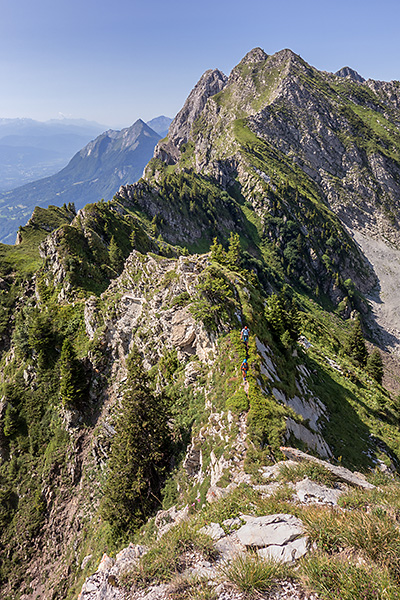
<box><xmin>60</xmin><ymin>338</ymin><xmax>86</xmax><ymax>408</ymax></box>
<box><xmin>210</xmin><ymin>237</ymin><xmax>226</xmax><ymax>264</ymax></box>
<box><xmin>226</xmin><ymin>232</ymin><xmax>242</xmax><ymax>270</ymax></box>
<box><xmin>264</xmin><ymin>292</ymin><xmax>300</xmax><ymax>349</ymax></box>
<box><xmin>108</xmin><ymin>235</ymin><xmax>124</xmax><ymax>273</ymax></box>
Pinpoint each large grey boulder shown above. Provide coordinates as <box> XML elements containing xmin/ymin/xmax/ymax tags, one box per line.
<box><xmin>236</xmin><ymin>514</ymin><xmax>304</xmax><ymax>548</ymax></box>
<box><xmin>296</xmin><ymin>478</ymin><xmax>344</xmax><ymax>505</ymax></box>
<box><xmin>235</xmin><ymin>514</ymin><xmax>308</xmax><ymax>563</ymax></box>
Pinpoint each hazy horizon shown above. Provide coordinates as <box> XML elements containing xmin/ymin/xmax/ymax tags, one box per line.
<box><xmin>1</xmin><ymin>0</ymin><xmax>399</xmax><ymax>129</ymax></box>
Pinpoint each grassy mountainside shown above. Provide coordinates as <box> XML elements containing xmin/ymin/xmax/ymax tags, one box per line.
<box><xmin>0</xmin><ymin>48</ymin><xmax>400</xmax><ymax>599</ymax></box>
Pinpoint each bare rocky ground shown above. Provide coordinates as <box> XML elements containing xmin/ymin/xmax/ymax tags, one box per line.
<box><xmin>351</xmin><ymin>230</ymin><xmax>400</xmax><ymax>394</ymax></box>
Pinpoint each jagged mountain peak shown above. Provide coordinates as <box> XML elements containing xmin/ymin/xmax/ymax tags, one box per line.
<box><xmin>154</xmin><ymin>48</ymin><xmax>316</xmax><ymax>167</ymax></box>
<box><xmin>154</xmin><ymin>68</ymin><xmax>227</xmax><ymax>164</ymax></box>
<box><xmin>80</xmin><ymin>119</ymin><xmax>159</xmax><ymax>156</ymax></box>
<box><xmin>223</xmin><ymin>47</ymin><xmax>311</xmax><ymax>101</ymax></box>
<box><xmin>0</xmin><ymin>118</ymin><xmax>161</xmax><ymax>243</ymax></box>
<box><xmin>239</xmin><ymin>46</ymin><xmax>269</xmax><ymax>65</ymax></box>
<box><xmin>335</xmin><ymin>66</ymin><xmax>366</xmax><ymax>83</ymax></box>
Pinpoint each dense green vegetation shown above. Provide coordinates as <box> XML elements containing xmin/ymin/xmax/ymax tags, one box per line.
<box><xmin>100</xmin><ymin>347</ymin><xmax>170</xmax><ymax>542</ymax></box>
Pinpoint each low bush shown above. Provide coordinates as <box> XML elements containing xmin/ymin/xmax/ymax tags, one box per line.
<box><xmin>127</xmin><ymin>521</ymin><xmax>218</xmax><ymax>586</ymax></box>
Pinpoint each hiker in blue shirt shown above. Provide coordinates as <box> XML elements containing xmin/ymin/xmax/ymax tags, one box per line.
<box><xmin>240</xmin><ymin>325</ymin><xmax>249</xmax><ymax>348</ymax></box>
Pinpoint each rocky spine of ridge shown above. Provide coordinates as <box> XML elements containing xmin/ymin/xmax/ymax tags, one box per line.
<box><xmin>153</xmin><ymin>68</ymin><xmax>228</xmax><ymax>165</ymax></box>
<box><xmin>147</xmin><ymin>47</ymin><xmax>400</xmax><ymax>351</ymax></box>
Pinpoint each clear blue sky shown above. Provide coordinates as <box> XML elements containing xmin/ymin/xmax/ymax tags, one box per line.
<box><xmin>0</xmin><ymin>0</ymin><xmax>399</xmax><ymax>129</ymax></box>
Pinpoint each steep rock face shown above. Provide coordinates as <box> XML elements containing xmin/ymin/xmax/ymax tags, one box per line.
<box><xmin>115</xmin><ymin>183</ymin><xmax>208</xmax><ymax>244</ymax></box>
<box><xmin>335</xmin><ymin>66</ymin><xmax>365</xmax><ymax>83</ymax></box>
<box><xmin>115</xmin><ymin>178</ymin><xmax>241</xmax><ymax>246</ymax></box>
<box><xmin>366</xmin><ymin>79</ymin><xmax>400</xmax><ymax>110</ymax></box>
<box><xmin>154</xmin><ymin>69</ymin><xmax>228</xmax><ymax>164</ymax></box>
<box><xmin>248</xmin><ymin>87</ymin><xmax>400</xmax><ymax>246</ymax></box>
<box><xmin>39</xmin><ymin>229</ymin><xmax>70</xmax><ymax>293</ymax></box>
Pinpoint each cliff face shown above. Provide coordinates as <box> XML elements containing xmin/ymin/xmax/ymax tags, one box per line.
<box><xmin>154</xmin><ymin>69</ymin><xmax>228</xmax><ymax>165</ymax></box>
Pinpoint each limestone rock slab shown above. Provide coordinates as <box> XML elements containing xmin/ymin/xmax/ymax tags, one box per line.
<box><xmin>199</xmin><ymin>522</ymin><xmax>225</xmax><ymax>541</ymax></box>
<box><xmin>236</xmin><ymin>514</ymin><xmax>304</xmax><ymax>548</ymax></box>
<box><xmin>296</xmin><ymin>478</ymin><xmax>343</xmax><ymax>505</ymax></box>
<box><xmin>281</xmin><ymin>446</ymin><xmax>375</xmax><ymax>490</ymax></box>
<box><xmin>258</xmin><ymin>535</ymin><xmax>308</xmax><ymax>563</ymax></box>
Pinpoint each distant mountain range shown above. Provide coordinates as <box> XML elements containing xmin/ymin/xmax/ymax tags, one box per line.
<box><xmin>146</xmin><ymin>115</ymin><xmax>172</xmax><ymax>138</ymax></box>
<box><xmin>0</xmin><ymin>117</ymin><xmax>107</xmax><ymax>190</ymax></box>
<box><xmin>0</xmin><ymin>117</ymin><xmax>172</xmax><ymax>244</ymax></box>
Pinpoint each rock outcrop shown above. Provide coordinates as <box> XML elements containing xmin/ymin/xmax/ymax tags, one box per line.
<box><xmin>154</xmin><ymin>69</ymin><xmax>228</xmax><ymax>165</ymax></box>
<box><xmin>280</xmin><ymin>446</ymin><xmax>376</xmax><ymax>490</ymax></box>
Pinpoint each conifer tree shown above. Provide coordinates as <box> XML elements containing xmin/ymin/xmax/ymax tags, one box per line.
<box><xmin>226</xmin><ymin>232</ymin><xmax>241</xmax><ymax>269</ymax></box>
<box><xmin>264</xmin><ymin>292</ymin><xmax>300</xmax><ymax>348</ymax></box>
<box><xmin>101</xmin><ymin>347</ymin><xmax>169</xmax><ymax>539</ymax></box>
<box><xmin>59</xmin><ymin>338</ymin><xmax>86</xmax><ymax>408</ymax></box>
<box><xmin>210</xmin><ymin>237</ymin><xmax>226</xmax><ymax>264</ymax></box>
<box><xmin>367</xmin><ymin>349</ymin><xmax>384</xmax><ymax>384</ymax></box>
<box><xmin>108</xmin><ymin>235</ymin><xmax>124</xmax><ymax>272</ymax></box>
<box><xmin>345</xmin><ymin>317</ymin><xmax>368</xmax><ymax>367</ymax></box>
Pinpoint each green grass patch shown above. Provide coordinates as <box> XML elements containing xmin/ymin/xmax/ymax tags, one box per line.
<box><xmin>220</xmin><ymin>553</ymin><xmax>290</xmax><ymax>597</ymax></box>
<box><xmin>125</xmin><ymin>520</ymin><xmax>218</xmax><ymax>586</ymax></box>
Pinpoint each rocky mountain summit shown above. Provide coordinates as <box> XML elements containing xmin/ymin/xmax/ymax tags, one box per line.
<box><xmin>1</xmin><ymin>48</ymin><xmax>400</xmax><ymax>600</ymax></box>
<box><xmin>148</xmin><ymin>47</ymin><xmax>400</xmax><ymax>354</ymax></box>
<box><xmin>334</xmin><ymin>66</ymin><xmax>365</xmax><ymax>83</ymax></box>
